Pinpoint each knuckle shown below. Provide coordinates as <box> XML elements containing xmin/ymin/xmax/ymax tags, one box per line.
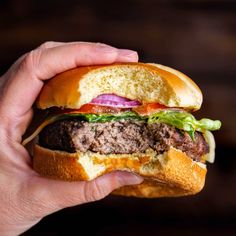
<box><xmin>72</xmin><ymin>42</ymin><xmax>86</xmax><ymax>51</ymax></box>
<box><xmin>83</xmin><ymin>180</ymin><xmax>107</xmax><ymax>202</ymax></box>
<box><xmin>20</xmin><ymin>49</ymin><xmax>42</xmax><ymax>78</ymax></box>
<box><xmin>38</xmin><ymin>41</ymin><xmax>56</xmax><ymax>50</ymax></box>
<box><xmin>94</xmin><ymin>42</ymin><xmax>108</xmax><ymax>47</ymax></box>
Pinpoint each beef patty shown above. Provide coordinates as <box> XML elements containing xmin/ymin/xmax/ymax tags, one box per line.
<box><xmin>39</xmin><ymin>119</ymin><xmax>209</xmax><ymax>162</ymax></box>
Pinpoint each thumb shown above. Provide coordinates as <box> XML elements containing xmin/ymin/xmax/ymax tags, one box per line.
<box><xmin>29</xmin><ymin>171</ymin><xmax>143</xmax><ymax>217</ymax></box>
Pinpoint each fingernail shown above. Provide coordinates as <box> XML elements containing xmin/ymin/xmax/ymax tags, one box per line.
<box><xmin>118</xmin><ymin>49</ymin><xmax>138</xmax><ymax>57</ymax></box>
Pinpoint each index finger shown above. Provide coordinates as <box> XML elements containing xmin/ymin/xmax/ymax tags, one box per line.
<box><xmin>0</xmin><ymin>42</ymin><xmax>138</xmax><ymax>122</ymax></box>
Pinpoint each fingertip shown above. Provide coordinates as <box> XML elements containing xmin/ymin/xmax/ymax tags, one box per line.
<box><xmin>117</xmin><ymin>49</ymin><xmax>139</xmax><ymax>62</ymax></box>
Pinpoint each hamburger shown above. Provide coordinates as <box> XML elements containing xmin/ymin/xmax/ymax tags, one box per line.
<box><xmin>23</xmin><ymin>62</ymin><xmax>221</xmax><ymax>198</ymax></box>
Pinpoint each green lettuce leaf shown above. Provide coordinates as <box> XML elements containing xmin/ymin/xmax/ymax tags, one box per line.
<box><xmin>148</xmin><ymin>110</ymin><xmax>221</xmax><ymax>139</ymax></box>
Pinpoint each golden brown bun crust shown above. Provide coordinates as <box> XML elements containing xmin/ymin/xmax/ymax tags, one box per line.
<box><xmin>33</xmin><ymin>145</ymin><xmax>206</xmax><ymax>198</ymax></box>
<box><xmin>37</xmin><ymin>63</ymin><xmax>202</xmax><ymax>111</ymax></box>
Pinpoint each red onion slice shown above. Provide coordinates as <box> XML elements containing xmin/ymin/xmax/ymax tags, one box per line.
<box><xmin>90</xmin><ymin>94</ymin><xmax>141</xmax><ymax>108</ymax></box>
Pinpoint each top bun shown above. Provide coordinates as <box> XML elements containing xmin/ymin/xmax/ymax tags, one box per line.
<box><xmin>37</xmin><ymin>62</ymin><xmax>202</xmax><ymax>111</ymax></box>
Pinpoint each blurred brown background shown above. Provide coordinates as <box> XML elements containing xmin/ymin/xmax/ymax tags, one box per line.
<box><xmin>0</xmin><ymin>0</ymin><xmax>236</xmax><ymax>235</ymax></box>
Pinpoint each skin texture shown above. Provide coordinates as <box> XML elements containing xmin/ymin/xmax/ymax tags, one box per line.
<box><xmin>0</xmin><ymin>42</ymin><xmax>143</xmax><ymax>236</ymax></box>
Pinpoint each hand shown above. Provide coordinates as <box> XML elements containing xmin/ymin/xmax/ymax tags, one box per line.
<box><xmin>0</xmin><ymin>42</ymin><xmax>143</xmax><ymax>235</ymax></box>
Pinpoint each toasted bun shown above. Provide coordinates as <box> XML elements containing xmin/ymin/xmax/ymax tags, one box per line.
<box><xmin>33</xmin><ymin>145</ymin><xmax>206</xmax><ymax>198</ymax></box>
<box><xmin>37</xmin><ymin>63</ymin><xmax>202</xmax><ymax>111</ymax></box>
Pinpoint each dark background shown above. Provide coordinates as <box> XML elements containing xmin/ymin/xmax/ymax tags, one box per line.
<box><xmin>0</xmin><ymin>0</ymin><xmax>236</xmax><ymax>235</ymax></box>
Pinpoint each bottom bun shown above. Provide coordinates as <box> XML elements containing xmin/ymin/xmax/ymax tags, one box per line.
<box><xmin>33</xmin><ymin>144</ymin><xmax>207</xmax><ymax>198</ymax></box>
<box><xmin>113</xmin><ymin>180</ymin><xmax>195</xmax><ymax>198</ymax></box>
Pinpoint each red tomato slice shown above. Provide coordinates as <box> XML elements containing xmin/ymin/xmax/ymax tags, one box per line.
<box><xmin>133</xmin><ymin>103</ymin><xmax>167</xmax><ymax>115</ymax></box>
<box><xmin>50</xmin><ymin>103</ymin><xmax>168</xmax><ymax>116</ymax></box>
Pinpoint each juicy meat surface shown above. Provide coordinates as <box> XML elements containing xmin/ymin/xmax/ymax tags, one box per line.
<box><xmin>39</xmin><ymin>119</ymin><xmax>209</xmax><ymax>162</ymax></box>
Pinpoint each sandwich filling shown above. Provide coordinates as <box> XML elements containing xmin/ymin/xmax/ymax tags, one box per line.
<box><xmin>24</xmin><ymin>94</ymin><xmax>221</xmax><ymax>163</ymax></box>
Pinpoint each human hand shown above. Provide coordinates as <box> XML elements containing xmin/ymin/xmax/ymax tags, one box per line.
<box><xmin>0</xmin><ymin>42</ymin><xmax>143</xmax><ymax>236</ymax></box>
